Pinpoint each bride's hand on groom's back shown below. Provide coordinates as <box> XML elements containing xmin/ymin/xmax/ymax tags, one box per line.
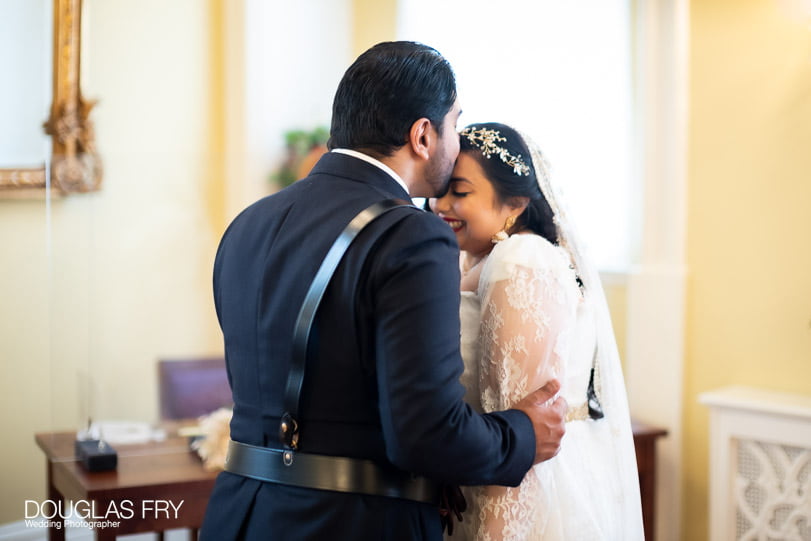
<box><xmin>513</xmin><ymin>379</ymin><xmax>568</xmax><ymax>465</ymax></box>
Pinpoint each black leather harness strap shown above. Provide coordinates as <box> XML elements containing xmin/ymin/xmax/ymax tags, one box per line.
<box><xmin>224</xmin><ymin>198</ymin><xmax>439</xmax><ymax>504</ymax></box>
<box><xmin>280</xmin><ymin>198</ymin><xmax>414</xmax><ymax>454</ymax></box>
<box><xmin>225</xmin><ymin>440</ymin><xmax>437</xmax><ymax>503</ymax></box>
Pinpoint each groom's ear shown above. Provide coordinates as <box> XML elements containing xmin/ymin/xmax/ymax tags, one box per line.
<box><xmin>407</xmin><ymin>117</ymin><xmax>434</xmax><ymax>161</ymax></box>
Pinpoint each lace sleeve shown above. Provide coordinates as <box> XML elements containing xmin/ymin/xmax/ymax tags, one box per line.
<box><xmin>473</xmin><ymin>239</ymin><xmax>577</xmax><ymax>540</ymax></box>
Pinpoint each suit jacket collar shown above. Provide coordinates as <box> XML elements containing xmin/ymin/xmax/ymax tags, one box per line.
<box><xmin>309</xmin><ymin>151</ymin><xmax>411</xmax><ymax>200</ymax></box>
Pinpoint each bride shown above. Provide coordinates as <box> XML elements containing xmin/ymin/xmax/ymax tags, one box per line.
<box><xmin>430</xmin><ymin>123</ymin><xmax>644</xmax><ymax>540</ymax></box>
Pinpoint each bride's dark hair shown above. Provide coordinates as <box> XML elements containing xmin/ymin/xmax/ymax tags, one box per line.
<box><xmin>459</xmin><ymin>122</ymin><xmax>558</xmax><ymax>245</ymax></box>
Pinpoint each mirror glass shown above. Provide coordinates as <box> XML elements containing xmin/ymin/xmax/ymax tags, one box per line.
<box><xmin>0</xmin><ymin>0</ymin><xmax>52</xmax><ymax>168</ymax></box>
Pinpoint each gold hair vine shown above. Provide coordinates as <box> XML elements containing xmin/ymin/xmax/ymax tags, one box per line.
<box><xmin>460</xmin><ymin>127</ymin><xmax>531</xmax><ymax>176</ymax></box>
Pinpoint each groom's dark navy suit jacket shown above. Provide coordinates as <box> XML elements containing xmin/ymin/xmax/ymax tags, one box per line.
<box><xmin>200</xmin><ymin>152</ymin><xmax>535</xmax><ymax>540</ymax></box>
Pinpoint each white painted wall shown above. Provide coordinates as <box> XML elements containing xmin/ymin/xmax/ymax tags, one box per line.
<box><xmin>227</xmin><ymin>0</ymin><xmax>352</xmax><ymax>220</ymax></box>
<box><xmin>0</xmin><ymin>0</ymin><xmax>355</xmax><ymax>525</ymax></box>
<box><xmin>0</xmin><ymin>0</ymin><xmax>222</xmax><ymax>523</ymax></box>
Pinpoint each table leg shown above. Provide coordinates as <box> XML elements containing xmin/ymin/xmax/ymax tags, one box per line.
<box><xmin>45</xmin><ymin>459</ymin><xmax>65</xmax><ymax>541</ymax></box>
<box><xmin>636</xmin><ymin>438</ymin><xmax>657</xmax><ymax>541</ymax></box>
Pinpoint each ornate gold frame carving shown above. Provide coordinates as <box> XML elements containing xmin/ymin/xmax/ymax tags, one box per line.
<box><xmin>0</xmin><ymin>0</ymin><xmax>102</xmax><ymax>197</ymax></box>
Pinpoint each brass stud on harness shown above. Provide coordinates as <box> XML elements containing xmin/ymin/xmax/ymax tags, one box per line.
<box><xmin>279</xmin><ymin>412</ymin><xmax>300</xmax><ymax>450</ymax></box>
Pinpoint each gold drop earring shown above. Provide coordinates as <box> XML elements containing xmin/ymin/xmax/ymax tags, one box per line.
<box><xmin>491</xmin><ymin>215</ymin><xmax>517</xmax><ymax>244</ymax></box>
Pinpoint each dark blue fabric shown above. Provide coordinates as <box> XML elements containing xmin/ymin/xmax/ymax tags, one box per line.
<box><xmin>200</xmin><ymin>153</ymin><xmax>534</xmax><ymax>540</ymax></box>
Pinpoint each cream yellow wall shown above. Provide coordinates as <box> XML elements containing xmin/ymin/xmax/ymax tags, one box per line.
<box><xmin>604</xmin><ymin>278</ymin><xmax>629</xmax><ymax>364</ymax></box>
<box><xmin>683</xmin><ymin>1</ymin><xmax>811</xmax><ymax>539</ymax></box>
<box><xmin>207</xmin><ymin>0</ymin><xmax>227</xmax><ymax>234</ymax></box>
<box><xmin>352</xmin><ymin>0</ymin><xmax>397</xmax><ymax>57</ymax></box>
<box><xmin>0</xmin><ymin>0</ymin><xmax>225</xmax><ymax>524</ymax></box>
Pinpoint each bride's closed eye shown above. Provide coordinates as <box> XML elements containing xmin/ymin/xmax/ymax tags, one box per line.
<box><xmin>449</xmin><ymin>178</ymin><xmax>471</xmax><ymax>197</ymax></box>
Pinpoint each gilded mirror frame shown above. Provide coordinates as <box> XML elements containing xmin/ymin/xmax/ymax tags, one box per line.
<box><xmin>0</xmin><ymin>0</ymin><xmax>102</xmax><ymax>198</ymax></box>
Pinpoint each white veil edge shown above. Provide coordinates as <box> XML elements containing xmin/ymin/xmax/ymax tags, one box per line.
<box><xmin>518</xmin><ymin>129</ymin><xmax>645</xmax><ymax>537</ymax></box>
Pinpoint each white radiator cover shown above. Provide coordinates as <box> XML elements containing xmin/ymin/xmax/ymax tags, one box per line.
<box><xmin>700</xmin><ymin>386</ymin><xmax>811</xmax><ymax>541</ymax></box>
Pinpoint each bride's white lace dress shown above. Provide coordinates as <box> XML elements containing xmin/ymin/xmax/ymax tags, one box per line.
<box><xmin>455</xmin><ymin>234</ymin><xmax>644</xmax><ymax>540</ymax></box>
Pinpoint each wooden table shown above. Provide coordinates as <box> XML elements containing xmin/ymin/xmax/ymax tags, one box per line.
<box><xmin>35</xmin><ymin>431</ymin><xmax>218</xmax><ymax>541</ymax></box>
<box><xmin>632</xmin><ymin>419</ymin><xmax>668</xmax><ymax>541</ymax></box>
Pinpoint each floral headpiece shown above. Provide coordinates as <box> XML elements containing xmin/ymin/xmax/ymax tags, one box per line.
<box><xmin>460</xmin><ymin>126</ymin><xmax>531</xmax><ymax>176</ymax></box>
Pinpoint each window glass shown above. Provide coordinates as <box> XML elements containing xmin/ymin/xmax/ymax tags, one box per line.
<box><xmin>398</xmin><ymin>0</ymin><xmax>634</xmax><ymax>271</ymax></box>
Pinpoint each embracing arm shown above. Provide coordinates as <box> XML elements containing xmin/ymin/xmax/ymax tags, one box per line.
<box><xmin>369</xmin><ymin>214</ymin><xmax>536</xmax><ymax>487</ymax></box>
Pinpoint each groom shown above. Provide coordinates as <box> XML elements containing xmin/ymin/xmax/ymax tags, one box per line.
<box><xmin>200</xmin><ymin>41</ymin><xmax>567</xmax><ymax>540</ymax></box>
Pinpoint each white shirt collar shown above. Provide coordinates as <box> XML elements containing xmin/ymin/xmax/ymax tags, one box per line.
<box><xmin>331</xmin><ymin>148</ymin><xmax>410</xmax><ymax>195</ymax></box>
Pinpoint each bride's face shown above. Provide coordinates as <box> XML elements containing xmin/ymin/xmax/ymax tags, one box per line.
<box><xmin>429</xmin><ymin>152</ymin><xmax>517</xmax><ymax>259</ymax></box>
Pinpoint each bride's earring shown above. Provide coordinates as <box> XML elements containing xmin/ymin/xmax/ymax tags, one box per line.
<box><xmin>491</xmin><ymin>215</ymin><xmax>517</xmax><ymax>244</ymax></box>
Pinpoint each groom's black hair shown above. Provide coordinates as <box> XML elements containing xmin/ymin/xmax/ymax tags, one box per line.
<box><xmin>328</xmin><ymin>41</ymin><xmax>457</xmax><ymax>158</ymax></box>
